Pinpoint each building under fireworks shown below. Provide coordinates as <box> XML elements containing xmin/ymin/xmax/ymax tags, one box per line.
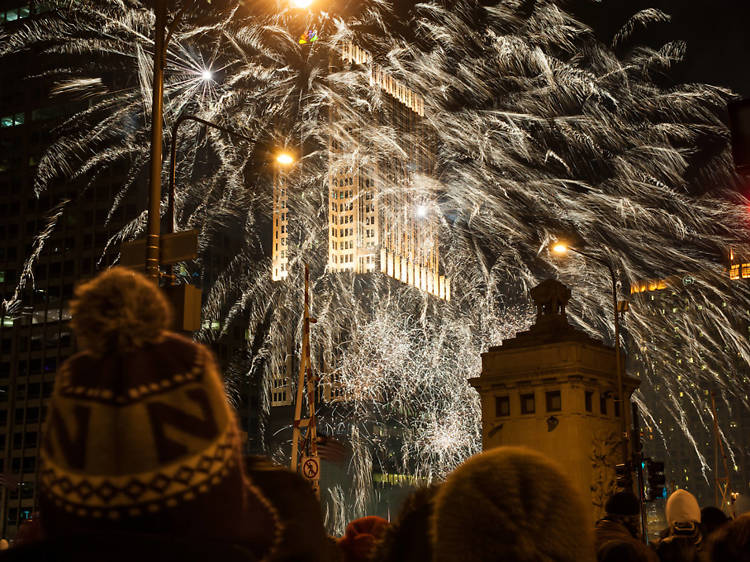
<box><xmin>630</xmin><ymin>263</ymin><xmax>750</xmax><ymax>511</ymax></box>
<box><xmin>273</xmin><ymin>41</ymin><xmax>449</xmax><ymax>299</ymax></box>
<box><xmin>267</xmin><ymin>38</ymin><xmax>453</xmax><ymax>526</ymax></box>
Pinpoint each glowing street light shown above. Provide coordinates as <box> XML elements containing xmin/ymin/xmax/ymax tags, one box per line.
<box><xmin>201</xmin><ymin>69</ymin><xmax>213</xmax><ymax>81</ymax></box>
<box><xmin>550</xmin><ymin>241</ymin><xmax>629</xmax><ymax>468</ymax></box>
<box><xmin>276</xmin><ymin>153</ymin><xmax>295</xmax><ymax>166</ymax></box>
<box><xmin>291</xmin><ymin>0</ymin><xmax>313</xmax><ymax>7</ymax></box>
<box><xmin>416</xmin><ymin>205</ymin><xmax>428</xmax><ymax>218</ymax></box>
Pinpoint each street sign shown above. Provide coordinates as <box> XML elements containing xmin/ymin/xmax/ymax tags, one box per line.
<box><xmin>301</xmin><ymin>455</ymin><xmax>320</xmax><ymax>482</ymax></box>
<box><xmin>163</xmin><ymin>284</ymin><xmax>202</xmax><ymax>332</ymax></box>
<box><xmin>120</xmin><ymin>230</ymin><xmax>198</xmax><ymax>268</ymax></box>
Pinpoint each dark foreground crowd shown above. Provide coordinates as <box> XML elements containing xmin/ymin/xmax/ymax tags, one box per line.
<box><xmin>0</xmin><ymin>267</ymin><xmax>747</xmax><ymax>562</ymax></box>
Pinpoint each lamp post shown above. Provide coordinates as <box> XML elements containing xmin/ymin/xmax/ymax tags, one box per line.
<box><xmin>145</xmin><ymin>0</ymin><xmax>168</xmax><ymax>281</ymax></box>
<box><xmin>552</xmin><ymin>243</ymin><xmax>630</xmax><ymax>466</ymax></box>
<box><xmin>145</xmin><ymin>0</ymin><xmax>312</xmax><ymax>281</ymax></box>
<box><xmin>165</xmin><ymin>114</ymin><xmax>277</xmax><ymax>235</ymax></box>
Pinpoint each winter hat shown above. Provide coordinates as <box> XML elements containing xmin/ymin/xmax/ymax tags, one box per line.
<box><xmin>666</xmin><ymin>490</ymin><xmax>701</xmax><ymax>526</ymax></box>
<box><xmin>373</xmin><ymin>485</ymin><xmax>439</xmax><ymax>562</ymax></box>
<box><xmin>244</xmin><ymin>455</ymin><xmax>330</xmax><ymax>562</ymax></box>
<box><xmin>706</xmin><ymin>513</ymin><xmax>750</xmax><ymax>562</ymax></box>
<box><xmin>337</xmin><ymin>516</ymin><xmax>390</xmax><ymax>562</ymax></box>
<box><xmin>605</xmin><ymin>492</ymin><xmax>640</xmax><ymax>517</ymax></box>
<box><xmin>39</xmin><ymin>268</ymin><xmax>280</xmax><ymax>558</ymax></box>
<box><xmin>431</xmin><ymin>446</ymin><xmax>595</xmax><ymax>562</ymax></box>
<box><xmin>701</xmin><ymin>506</ymin><xmax>729</xmax><ymax>537</ymax></box>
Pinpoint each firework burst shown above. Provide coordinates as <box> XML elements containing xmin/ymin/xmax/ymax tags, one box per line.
<box><xmin>3</xmin><ymin>0</ymin><xmax>750</xmax><ymax>529</ymax></box>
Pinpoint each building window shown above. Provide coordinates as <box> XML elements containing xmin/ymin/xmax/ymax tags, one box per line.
<box><xmin>743</xmin><ymin>264</ymin><xmax>750</xmax><ymax>279</ymax></box>
<box><xmin>600</xmin><ymin>395</ymin><xmax>608</xmax><ymax>415</ymax></box>
<box><xmin>495</xmin><ymin>396</ymin><xmax>510</xmax><ymax>417</ymax></box>
<box><xmin>546</xmin><ymin>390</ymin><xmax>561</xmax><ymax>412</ymax></box>
<box><xmin>585</xmin><ymin>391</ymin><xmax>593</xmax><ymax>412</ymax></box>
<box><xmin>521</xmin><ymin>393</ymin><xmax>535</xmax><ymax>414</ymax></box>
<box><xmin>22</xmin><ymin>456</ymin><xmax>35</xmax><ymax>472</ymax></box>
<box><xmin>730</xmin><ymin>264</ymin><xmax>740</xmax><ymax>280</ymax></box>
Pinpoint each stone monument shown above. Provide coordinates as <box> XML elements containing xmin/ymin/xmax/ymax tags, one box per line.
<box><xmin>469</xmin><ymin>279</ymin><xmax>640</xmax><ymax>522</ymax></box>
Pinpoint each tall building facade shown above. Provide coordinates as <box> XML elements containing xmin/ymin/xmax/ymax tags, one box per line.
<box><xmin>270</xmin><ymin>41</ymin><xmax>450</xmax><ymax>300</ymax></box>
<box><xmin>271</xmin><ymin>166</ymin><xmax>289</xmax><ymax>281</ymax></box>
<box><xmin>0</xmin><ymin>0</ymin><xmax>139</xmax><ymax>536</ymax></box>
<box><xmin>630</xmin><ymin>267</ymin><xmax>750</xmax><ymax>508</ymax></box>
<box><xmin>328</xmin><ymin>42</ymin><xmax>450</xmax><ymax>300</ymax></box>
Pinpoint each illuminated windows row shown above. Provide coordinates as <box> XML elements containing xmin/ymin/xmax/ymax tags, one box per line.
<box><xmin>0</xmin><ymin>113</ymin><xmax>24</xmax><ymax>128</ymax></box>
<box><xmin>729</xmin><ymin>263</ymin><xmax>750</xmax><ymax>280</ymax></box>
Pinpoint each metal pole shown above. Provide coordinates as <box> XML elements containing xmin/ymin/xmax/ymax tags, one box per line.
<box><xmin>146</xmin><ymin>0</ymin><xmax>167</xmax><ymax>281</ymax></box>
<box><xmin>632</xmin><ymin>402</ymin><xmax>648</xmax><ymax>543</ymax></box>
<box><xmin>608</xmin><ymin>261</ymin><xmax>630</xmax><ymax>466</ymax></box>
<box><xmin>570</xmin><ymin>247</ymin><xmax>630</xmax><ymax>465</ymax></box>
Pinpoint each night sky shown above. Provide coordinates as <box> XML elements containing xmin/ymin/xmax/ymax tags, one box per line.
<box><xmin>566</xmin><ymin>0</ymin><xmax>750</xmax><ymax>98</ymax></box>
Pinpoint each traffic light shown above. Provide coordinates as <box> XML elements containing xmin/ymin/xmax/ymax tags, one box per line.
<box><xmin>645</xmin><ymin>458</ymin><xmax>666</xmax><ymax>502</ymax></box>
<box><xmin>615</xmin><ymin>462</ymin><xmax>632</xmax><ymax>490</ymax></box>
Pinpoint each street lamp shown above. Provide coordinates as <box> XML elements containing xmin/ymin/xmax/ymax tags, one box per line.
<box><xmin>291</xmin><ymin>0</ymin><xmax>314</xmax><ymax>7</ymax></box>
<box><xmin>276</xmin><ymin>153</ymin><xmax>295</xmax><ymax>166</ymax></box>
<box><xmin>552</xmin><ymin>242</ymin><xmax>629</xmax><ymax>465</ymax></box>
<box><xmin>200</xmin><ymin>69</ymin><xmax>213</xmax><ymax>81</ymax></box>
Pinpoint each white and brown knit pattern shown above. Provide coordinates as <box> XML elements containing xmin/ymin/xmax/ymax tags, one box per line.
<box><xmin>40</xmin><ymin>421</ymin><xmax>239</xmax><ymax>519</ymax></box>
<box><xmin>39</xmin><ymin>331</ymin><xmax>282</xmax><ymax>559</ymax></box>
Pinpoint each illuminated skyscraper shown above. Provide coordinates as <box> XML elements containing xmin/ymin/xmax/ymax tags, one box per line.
<box><xmin>327</xmin><ymin>42</ymin><xmax>450</xmax><ymax>300</ymax></box>
<box><xmin>271</xmin><ymin>166</ymin><xmax>290</xmax><ymax>281</ymax></box>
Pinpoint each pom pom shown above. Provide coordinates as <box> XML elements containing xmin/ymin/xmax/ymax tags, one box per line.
<box><xmin>70</xmin><ymin>267</ymin><xmax>172</xmax><ymax>356</ymax></box>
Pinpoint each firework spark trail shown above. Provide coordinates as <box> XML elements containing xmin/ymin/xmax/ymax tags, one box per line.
<box><xmin>1</xmin><ymin>199</ymin><xmax>70</xmax><ymax>314</ymax></box>
<box><xmin>3</xmin><ymin>0</ymin><xmax>750</xmax><ymax>521</ymax></box>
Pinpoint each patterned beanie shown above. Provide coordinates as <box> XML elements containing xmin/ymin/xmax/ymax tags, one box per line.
<box><xmin>431</xmin><ymin>446</ymin><xmax>595</xmax><ymax>562</ymax></box>
<box><xmin>39</xmin><ymin>268</ymin><xmax>280</xmax><ymax>558</ymax></box>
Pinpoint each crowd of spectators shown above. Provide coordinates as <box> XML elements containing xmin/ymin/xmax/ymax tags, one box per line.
<box><xmin>0</xmin><ymin>267</ymin><xmax>747</xmax><ymax>562</ymax></box>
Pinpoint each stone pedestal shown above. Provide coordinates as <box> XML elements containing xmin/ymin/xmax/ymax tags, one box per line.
<box><xmin>469</xmin><ymin>279</ymin><xmax>640</xmax><ymax>523</ymax></box>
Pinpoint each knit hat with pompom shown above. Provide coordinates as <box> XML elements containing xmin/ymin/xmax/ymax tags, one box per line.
<box><xmin>431</xmin><ymin>446</ymin><xmax>595</xmax><ymax>562</ymax></box>
<box><xmin>39</xmin><ymin>268</ymin><xmax>280</xmax><ymax>559</ymax></box>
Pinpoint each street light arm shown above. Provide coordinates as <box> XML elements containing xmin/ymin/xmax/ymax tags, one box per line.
<box><xmin>164</xmin><ymin>0</ymin><xmax>202</xmax><ymax>52</ymax></box>
<box><xmin>565</xmin><ymin>245</ymin><xmax>629</xmax><ymax>466</ymax></box>
<box><xmin>566</xmin><ymin>246</ymin><xmax>611</xmax><ymax>272</ymax></box>
<box><xmin>167</xmin><ymin>114</ymin><xmax>257</xmax><ymax>234</ymax></box>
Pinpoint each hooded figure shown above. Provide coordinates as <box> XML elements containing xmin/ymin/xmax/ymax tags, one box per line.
<box><xmin>33</xmin><ymin>268</ymin><xmax>281</xmax><ymax>560</ymax></box>
<box><xmin>666</xmin><ymin>490</ymin><xmax>701</xmax><ymax>529</ymax></box>
<box><xmin>656</xmin><ymin>489</ymin><xmax>702</xmax><ymax>562</ymax></box>
<box><xmin>595</xmin><ymin>492</ymin><xmax>657</xmax><ymax>562</ymax></box>
<box><xmin>430</xmin><ymin>446</ymin><xmax>595</xmax><ymax>562</ymax></box>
